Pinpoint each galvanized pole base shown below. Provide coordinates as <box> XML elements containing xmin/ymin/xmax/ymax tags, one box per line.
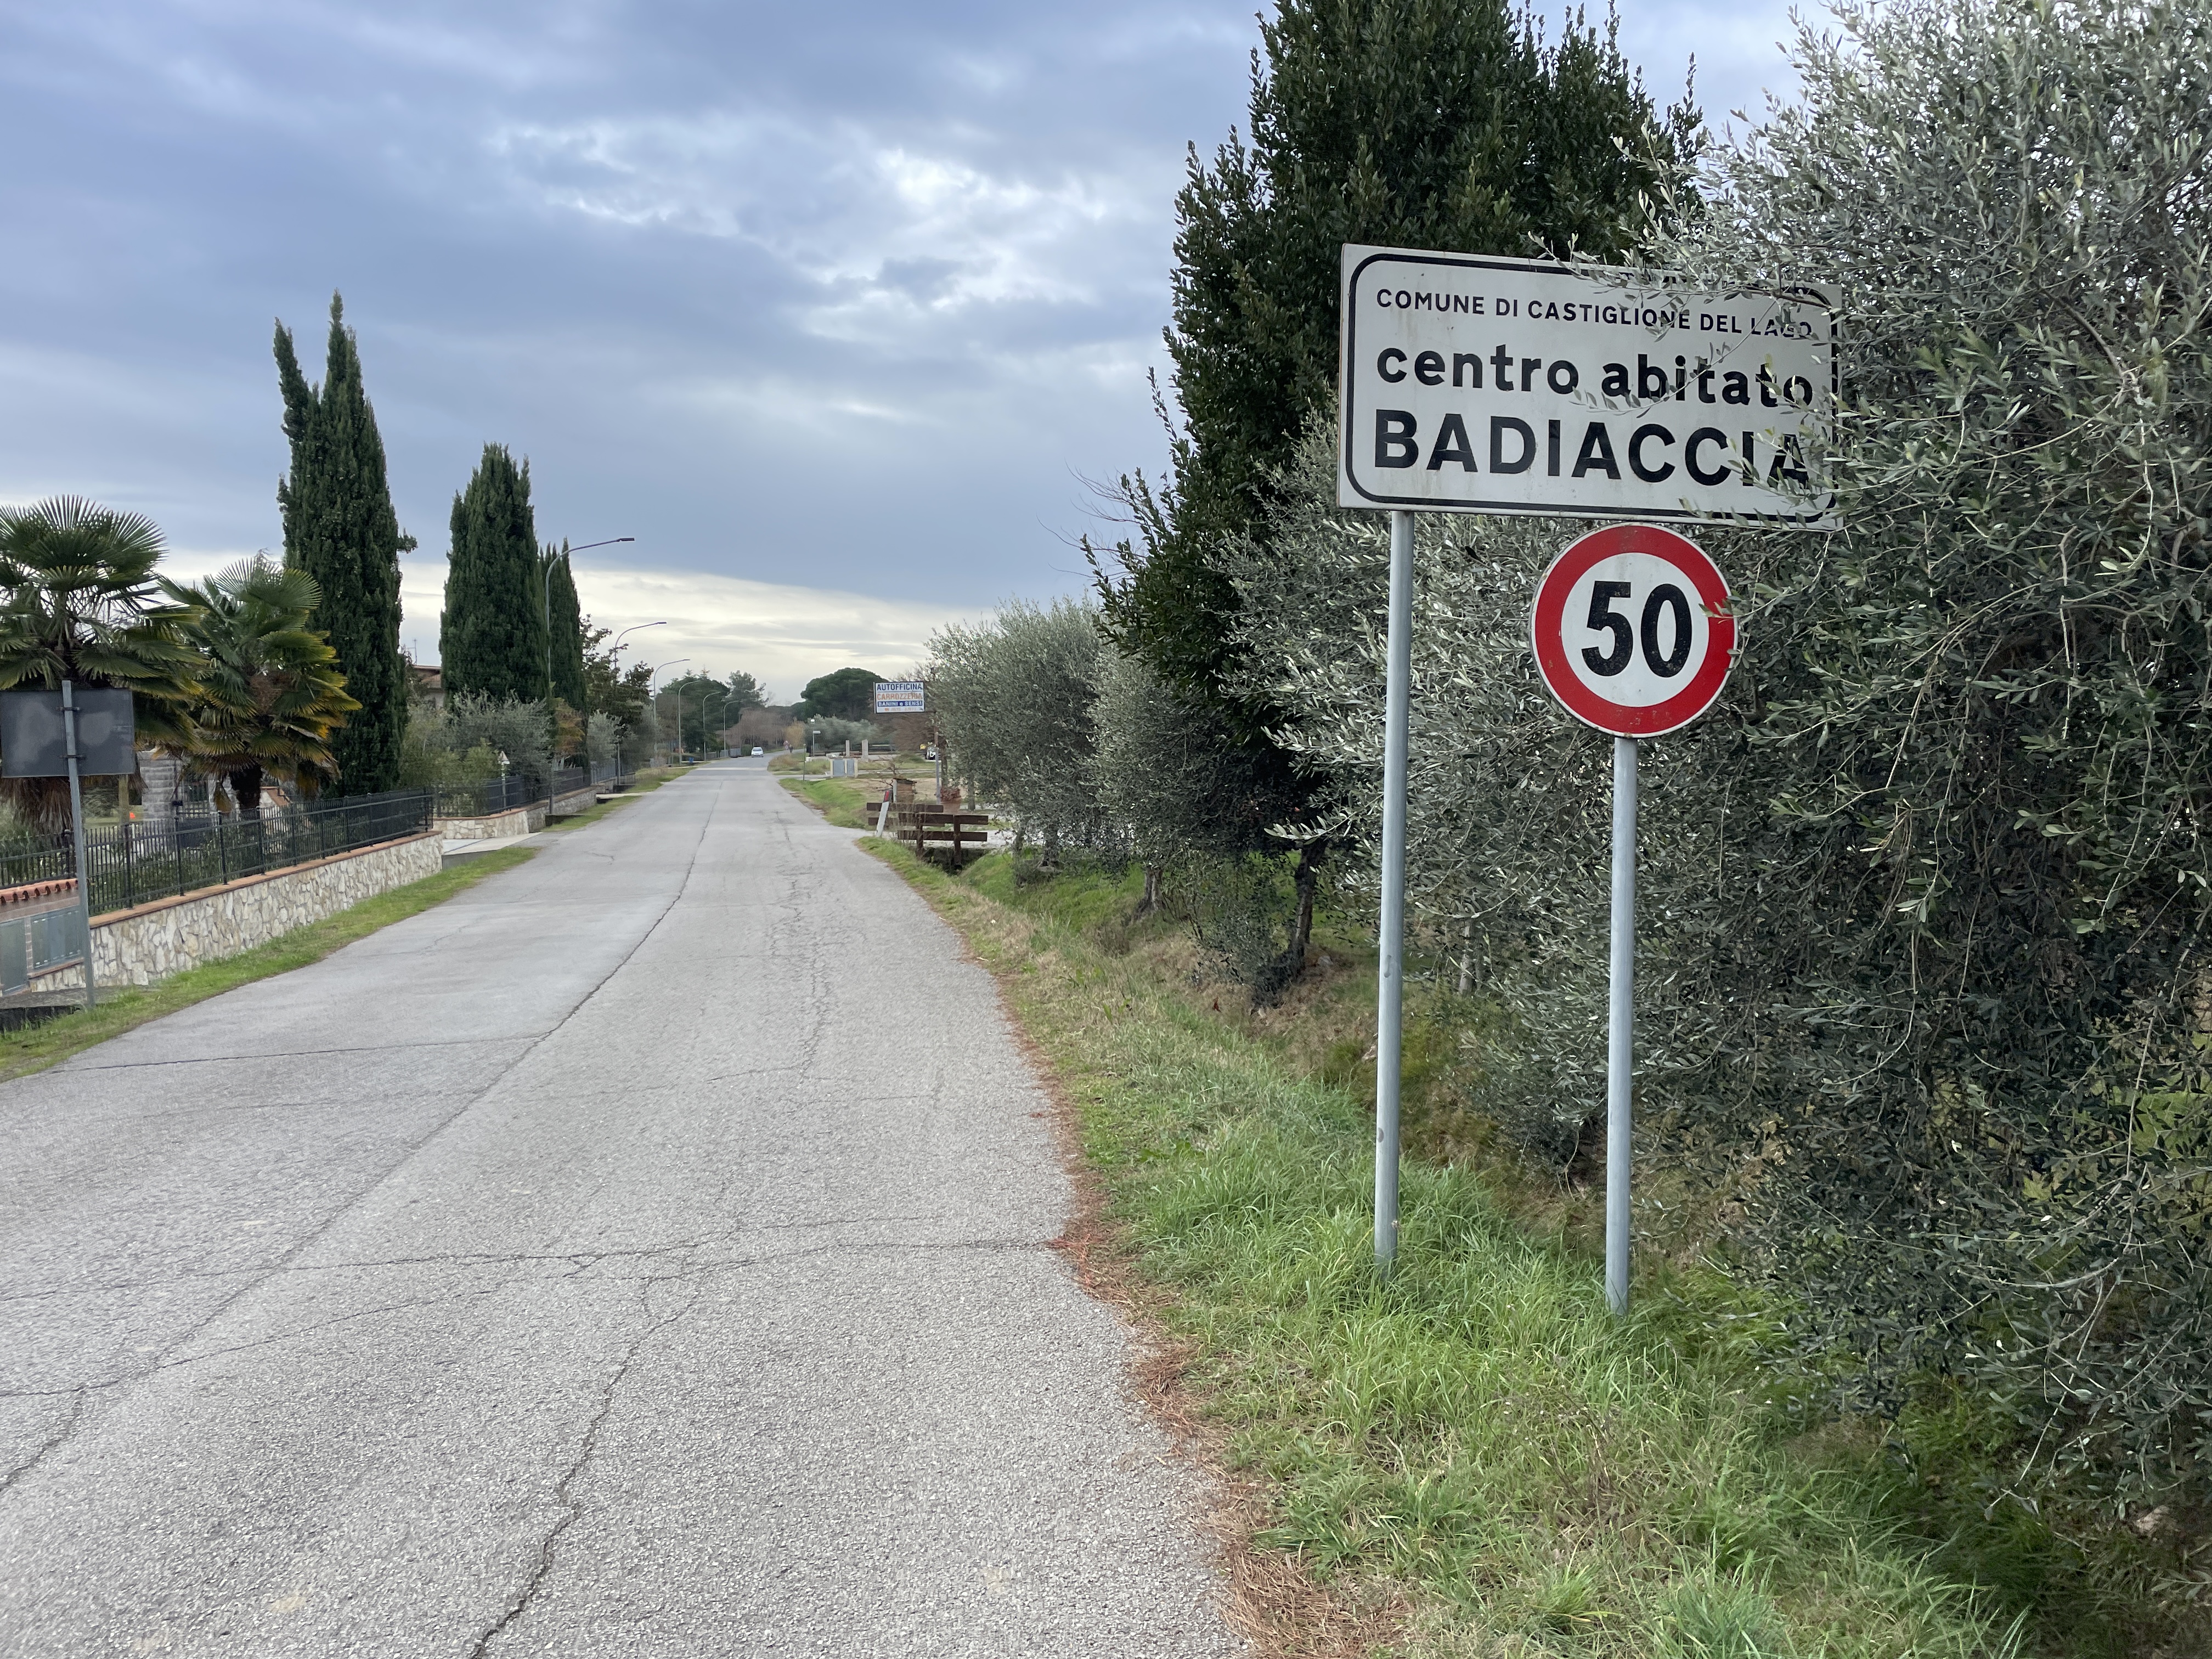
<box><xmin>1374</xmin><ymin>510</ymin><xmax>1415</xmax><ymax>1269</ymax></box>
<box><xmin>1605</xmin><ymin>735</ymin><xmax>1638</xmax><ymax>1314</ymax></box>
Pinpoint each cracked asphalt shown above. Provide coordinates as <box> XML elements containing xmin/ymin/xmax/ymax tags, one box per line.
<box><xmin>0</xmin><ymin>759</ymin><xmax>1242</xmax><ymax>1657</ymax></box>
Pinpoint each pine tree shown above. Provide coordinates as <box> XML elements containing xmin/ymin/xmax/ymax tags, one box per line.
<box><xmin>794</xmin><ymin>668</ymin><xmax>882</xmax><ymax>722</ymax></box>
<box><xmin>439</xmin><ymin>444</ymin><xmax>546</xmax><ymax>701</ymax></box>
<box><xmin>275</xmin><ymin>294</ymin><xmax>411</xmax><ymax>794</ymax></box>
<box><xmin>542</xmin><ymin>543</ymin><xmax>587</xmax><ymax>710</ymax></box>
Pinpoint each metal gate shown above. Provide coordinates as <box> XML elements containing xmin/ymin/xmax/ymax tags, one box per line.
<box><xmin>0</xmin><ymin>903</ymin><xmax>86</xmax><ymax>994</ymax></box>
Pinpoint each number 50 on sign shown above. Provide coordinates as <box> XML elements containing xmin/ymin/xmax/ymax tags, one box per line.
<box><xmin>1531</xmin><ymin>524</ymin><xmax>1736</xmax><ymax>739</ymax></box>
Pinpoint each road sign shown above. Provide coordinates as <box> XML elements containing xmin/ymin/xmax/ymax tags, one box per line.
<box><xmin>1338</xmin><ymin>239</ymin><xmax>1826</xmax><ymax>1314</ymax></box>
<box><xmin>0</xmin><ymin>687</ymin><xmax>137</xmax><ymax>777</ymax></box>
<box><xmin>1528</xmin><ymin>525</ymin><xmax>1735</xmax><ymax>1313</ymax></box>
<box><xmin>874</xmin><ymin>681</ymin><xmax>926</xmax><ymax>714</ymax></box>
<box><xmin>1338</xmin><ymin>245</ymin><xmax>1835</xmax><ymax>526</ymax></box>
<box><xmin>1531</xmin><ymin>524</ymin><xmax>1736</xmax><ymax>738</ymax></box>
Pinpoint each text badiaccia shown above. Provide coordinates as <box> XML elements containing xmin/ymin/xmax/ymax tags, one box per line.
<box><xmin>1365</xmin><ymin>346</ymin><xmax>1818</xmax><ymax>487</ymax></box>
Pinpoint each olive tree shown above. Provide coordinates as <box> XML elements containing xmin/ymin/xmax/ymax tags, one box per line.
<box><xmin>1235</xmin><ymin>0</ymin><xmax>2212</xmax><ymax>1512</ymax></box>
<box><xmin>928</xmin><ymin>597</ymin><xmax>1107</xmax><ymax>863</ymax></box>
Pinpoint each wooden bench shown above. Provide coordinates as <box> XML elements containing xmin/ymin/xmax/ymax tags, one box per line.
<box><xmin>878</xmin><ymin>805</ymin><xmax>991</xmax><ymax>862</ymax></box>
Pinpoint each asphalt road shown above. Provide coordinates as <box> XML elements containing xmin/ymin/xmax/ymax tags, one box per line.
<box><xmin>0</xmin><ymin>760</ymin><xmax>1240</xmax><ymax>1657</ymax></box>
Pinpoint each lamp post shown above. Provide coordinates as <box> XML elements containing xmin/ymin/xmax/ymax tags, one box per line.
<box><xmin>647</xmin><ymin>658</ymin><xmax>689</xmax><ymax>767</ymax></box>
<box><xmin>603</xmin><ymin>624</ymin><xmax>667</xmax><ymax>776</ymax></box>
<box><xmin>535</xmin><ymin>539</ymin><xmax>634</xmax><ymax>809</ymax></box>
<box><xmin>611</xmin><ymin>621</ymin><xmax>665</xmax><ymax>658</ymax></box>
<box><xmin>703</xmin><ymin>682</ymin><xmax>732</xmax><ymax>758</ymax></box>
<box><xmin>672</xmin><ymin>673</ymin><xmax>721</xmax><ymax>764</ymax></box>
<box><xmin>543</xmin><ymin>537</ymin><xmax>634</xmax><ymax>704</ymax></box>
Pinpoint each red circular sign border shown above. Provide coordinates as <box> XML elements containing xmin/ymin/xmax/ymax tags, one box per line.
<box><xmin>1530</xmin><ymin>524</ymin><xmax>1736</xmax><ymax>738</ymax></box>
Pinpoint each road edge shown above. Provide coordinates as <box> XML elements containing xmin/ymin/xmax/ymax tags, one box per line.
<box><xmin>0</xmin><ymin>845</ymin><xmax>540</xmax><ymax>1084</ymax></box>
<box><xmin>856</xmin><ymin>836</ymin><xmax>1390</xmax><ymax>1659</ymax></box>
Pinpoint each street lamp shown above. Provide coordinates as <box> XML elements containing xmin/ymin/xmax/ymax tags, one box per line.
<box><xmin>669</xmin><ymin>672</ymin><xmax>728</xmax><ymax>765</ymax></box>
<box><xmin>669</xmin><ymin>671</ymin><xmax>717</xmax><ymax>765</ymax></box>
<box><xmin>648</xmin><ymin>657</ymin><xmax>689</xmax><ymax>766</ymax></box>
<box><xmin>543</xmin><ymin>538</ymin><xmax>634</xmax><ymax>703</ymax></box>
<box><xmin>539</xmin><ymin>538</ymin><xmax>638</xmax><ymax>800</ymax></box>
<box><xmin>611</xmin><ymin>620</ymin><xmax>665</xmax><ymax>657</ymax></box>
<box><xmin>606</xmin><ymin>625</ymin><xmax>668</xmax><ymax>772</ymax></box>
<box><xmin>702</xmin><ymin>681</ymin><xmax>733</xmax><ymax>758</ymax></box>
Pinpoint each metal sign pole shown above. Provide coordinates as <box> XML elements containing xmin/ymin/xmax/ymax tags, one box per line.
<box><xmin>61</xmin><ymin>681</ymin><xmax>95</xmax><ymax>1011</ymax></box>
<box><xmin>1374</xmin><ymin>508</ymin><xmax>1414</xmax><ymax>1268</ymax></box>
<box><xmin>1605</xmin><ymin>735</ymin><xmax>1638</xmax><ymax>1314</ymax></box>
<box><xmin>1337</xmin><ymin>241</ymin><xmax>1799</xmax><ymax>1302</ymax></box>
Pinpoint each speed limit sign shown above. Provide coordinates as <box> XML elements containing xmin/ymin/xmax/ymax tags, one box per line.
<box><xmin>1529</xmin><ymin>521</ymin><xmax>1736</xmax><ymax>1317</ymax></box>
<box><xmin>1532</xmin><ymin>524</ymin><xmax>1735</xmax><ymax>737</ymax></box>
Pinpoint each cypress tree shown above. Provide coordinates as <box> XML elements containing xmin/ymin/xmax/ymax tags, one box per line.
<box><xmin>1099</xmin><ymin>0</ymin><xmax>1690</xmax><ymax>805</ymax></box>
<box><xmin>1161</xmin><ymin>0</ymin><xmax>1684</xmax><ymax>568</ymax></box>
<box><xmin>543</xmin><ymin>543</ymin><xmax>587</xmax><ymax>709</ymax></box>
<box><xmin>275</xmin><ymin>293</ymin><xmax>411</xmax><ymax>793</ymax></box>
<box><xmin>439</xmin><ymin>444</ymin><xmax>547</xmax><ymax>701</ymax></box>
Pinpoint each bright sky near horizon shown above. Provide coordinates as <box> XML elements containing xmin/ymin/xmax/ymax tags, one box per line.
<box><xmin>0</xmin><ymin>0</ymin><xmax>1805</xmax><ymax>703</ymax></box>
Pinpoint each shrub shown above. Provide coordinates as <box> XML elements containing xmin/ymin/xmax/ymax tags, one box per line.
<box><xmin>1231</xmin><ymin>0</ymin><xmax>2212</xmax><ymax>1520</ymax></box>
<box><xmin>929</xmin><ymin>597</ymin><xmax>1112</xmax><ymax>862</ymax></box>
<box><xmin>399</xmin><ymin>693</ymin><xmax>553</xmax><ymax>794</ymax></box>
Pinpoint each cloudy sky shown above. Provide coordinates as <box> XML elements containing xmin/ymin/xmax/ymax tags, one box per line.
<box><xmin>0</xmin><ymin>0</ymin><xmax>1804</xmax><ymax>703</ymax></box>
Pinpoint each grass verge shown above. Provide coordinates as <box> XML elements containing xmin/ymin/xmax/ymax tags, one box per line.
<box><xmin>0</xmin><ymin>845</ymin><xmax>539</xmax><ymax>1084</ymax></box>
<box><xmin>780</xmin><ymin>775</ymin><xmax>879</xmax><ymax>828</ymax></box>
<box><xmin>867</xmin><ymin>842</ymin><xmax>2025</xmax><ymax>1659</ymax></box>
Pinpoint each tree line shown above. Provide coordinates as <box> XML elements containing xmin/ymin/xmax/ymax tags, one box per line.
<box><xmin>0</xmin><ymin>292</ymin><xmax>781</xmax><ymax>814</ymax></box>
<box><xmin>928</xmin><ymin>0</ymin><xmax>2212</xmax><ymax>1578</ymax></box>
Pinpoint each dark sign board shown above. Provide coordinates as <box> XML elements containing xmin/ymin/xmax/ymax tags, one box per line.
<box><xmin>0</xmin><ymin>688</ymin><xmax>138</xmax><ymax>778</ymax></box>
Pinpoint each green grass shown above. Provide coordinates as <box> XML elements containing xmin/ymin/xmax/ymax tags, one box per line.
<box><xmin>780</xmin><ymin>775</ymin><xmax>880</xmax><ymax>828</ymax></box>
<box><xmin>0</xmin><ymin>846</ymin><xmax>539</xmax><ymax>1083</ymax></box>
<box><xmin>868</xmin><ymin>842</ymin><xmax>2029</xmax><ymax>1658</ymax></box>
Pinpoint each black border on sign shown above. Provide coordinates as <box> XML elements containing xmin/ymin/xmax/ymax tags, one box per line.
<box><xmin>1336</xmin><ymin>248</ymin><xmax>1838</xmax><ymax>526</ymax></box>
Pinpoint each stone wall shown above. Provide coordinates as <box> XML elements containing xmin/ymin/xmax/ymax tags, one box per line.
<box><xmin>31</xmin><ymin>833</ymin><xmax>445</xmax><ymax>991</ymax></box>
<box><xmin>433</xmin><ymin>803</ymin><xmax>546</xmax><ymax>840</ymax></box>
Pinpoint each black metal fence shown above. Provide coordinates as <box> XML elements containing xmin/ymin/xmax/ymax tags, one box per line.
<box><xmin>433</xmin><ymin>773</ymin><xmax>536</xmax><ymax>819</ymax></box>
<box><xmin>433</xmin><ymin>761</ymin><xmax>631</xmax><ymax>820</ymax></box>
<box><xmin>0</xmin><ymin>787</ymin><xmax>437</xmax><ymax>917</ymax></box>
<box><xmin>0</xmin><ymin>759</ymin><xmax>648</xmax><ymax>918</ymax></box>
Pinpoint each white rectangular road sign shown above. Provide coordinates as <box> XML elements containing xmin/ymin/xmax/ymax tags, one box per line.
<box><xmin>1338</xmin><ymin>246</ymin><xmax>1835</xmax><ymax>526</ymax></box>
<box><xmin>874</xmin><ymin>681</ymin><xmax>926</xmax><ymax>714</ymax></box>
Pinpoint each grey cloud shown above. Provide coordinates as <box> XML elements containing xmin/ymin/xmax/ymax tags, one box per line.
<box><xmin>0</xmin><ymin>0</ymin><xmax>1796</xmax><ymax>680</ymax></box>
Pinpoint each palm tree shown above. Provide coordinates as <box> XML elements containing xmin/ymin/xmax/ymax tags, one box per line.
<box><xmin>0</xmin><ymin>496</ymin><xmax>203</xmax><ymax>829</ymax></box>
<box><xmin>163</xmin><ymin>558</ymin><xmax>359</xmax><ymax>819</ymax></box>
